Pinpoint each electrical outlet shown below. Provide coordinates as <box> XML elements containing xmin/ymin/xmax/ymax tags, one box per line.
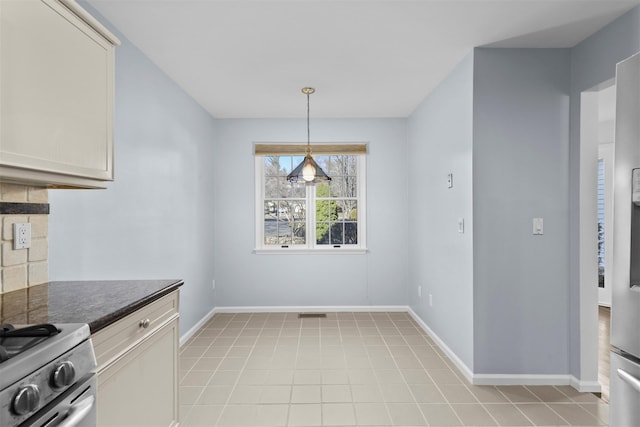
<box><xmin>13</xmin><ymin>223</ymin><xmax>31</xmax><ymax>250</ymax></box>
<box><xmin>418</xmin><ymin>285</ymin><xmax>422</xmax><ymax>297</ymax></box>
<box><xmin>212</xmin><ymin>279</ymin><xmax>216</xmax><ymax>291</ymax></box>
<box><xmin>429</xmin><ymin>294</ymin><xmax>433</xmax><ymax>307</ymax></box>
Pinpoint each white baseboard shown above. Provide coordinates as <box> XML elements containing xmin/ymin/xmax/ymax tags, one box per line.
<box><xmin>406</xmin><ymin>307</ymin><xmax>598</xmax><ymax>392</ymax></box>
<box><xmin>180</xmin><ymin>306</ymin><xmax>217</xmax><ymax>347</ymax></box>
<box><xmin>570</xmin><ymin>377</ymin><xmax>603</xmax><ymax>393</ymax></box>
<box><xmin>406</xmin><ymin>307</ymin><xmax>474</xmax><ymax>384</ymax></box>
<box><xmin>473</xmin><ymin>374</ymin><xmax>600</xmax><ymax>392</ymax></box>
<box><xmin>212</xmin><ymin>305</ymin><xmax>409</xmax><ymax>314</ymax></box>
<box><xmin>473</xmin><ymin>374</ymin><xmax>571</xmax><ymax>386</ymax></box>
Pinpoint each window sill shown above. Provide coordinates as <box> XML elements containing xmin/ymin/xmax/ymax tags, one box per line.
<box><xmin>253</xmin><ymin>248</ymin><xmax>368</xmax><ymax>255</ymax></box>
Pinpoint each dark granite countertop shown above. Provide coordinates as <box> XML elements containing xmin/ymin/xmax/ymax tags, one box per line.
<box><xmin>0</xmin><ymin>279</ymin><xmax>183</xmax><ymax>333</ymax></box>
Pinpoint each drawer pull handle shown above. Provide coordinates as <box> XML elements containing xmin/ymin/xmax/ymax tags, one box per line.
<box><xmin>139</xmin><ymin>319</ymin><xmax>150</xmax><ymax>329</ymax></box>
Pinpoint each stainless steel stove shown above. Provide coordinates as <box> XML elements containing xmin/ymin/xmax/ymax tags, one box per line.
<box><xmin>0</xmin><ymin>323</ymin><xmax>96</xmax><ymax>427</ymax></box>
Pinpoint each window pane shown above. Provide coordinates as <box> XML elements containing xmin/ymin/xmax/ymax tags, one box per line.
<box><xmin>287</xmin><ymin>156</ymin><xmax>305</xmax><ymax>174</ymax></box>
<box><xmin>293</xmin><ymin>222</ymin><xmax>306</xmax><ymax>244</ymax></box>
<box><xmin>328</xmin><ymin>177</ymin><xmax>344</xmax><ymax>198</ymax></box>
<box><xmin>330</xmin><ymin>223</ymin><xmax>343</xmax><ymax>245</ymax></box>
<box><xmin>315</xmin><ymin>203</ymin><xmax>358</xmax><ymax>246</ymax></box>
<box><xmin>265</xmin><ymin>177</ymin><xmax>280</xmax><ymax>198</ymax></box>
<box><xmin>264</xmin><ymin>215</ymin><xmax>281</xmax><ymax>245</ymax></box>
<box><xmin>265</xmin><ymin>155</ymin><xmax>308</xmax><ymax>176</ymax></box>
<box><xmin>278</xmin><ymin>226</ymin><xmax>292</xmax><ymax>245</ymax></box>
<box><xmin>326</xmin><ymin>156</ymin><xmax>357</xmax><ymax>197</ymax></box>
<box><xmin>329</xmin><ymin>177</ymin><xmax>358</xmax><ymax>198</ymax></box>
<box><xmin>338</xmin><ymin>200</ymin><xmax>357</xmax><ymax>221</ymax></box>
<box><xmin>264</xmin><ymin>201</ymin><xmax>277</xmax><ymax>219</ymax></box>
<box><xmin>316</xmin><ymin>182</ymin><xmax>330</xmax><ymax>198</ymax></box>
<box><xmin>278</xmin><ymin>200</ymin><xmax>306</xmax><ymax>221</ymax></box>
<box><xmin>316</xmin><ymin>201</ymin><xmax>326</xmax><ymax>222</ymax></box>
<box><xmin>344</xmin><ymin>176</ymin><xmax>358</xmax><ymax>197</ymax></box>
<box><xmin>264</xmin><ymin>156</ymin><xmax>282</xmax><ymax>176</ymax></box>
<box><xmin>282</xmin><ymin>182</ymin><xmax>305</xmax><ymax>198</ymax></box>
<box><xmin>315</xmin><ymin>156</ymin><xmax>358</xmax><ymax>246</ymax></box>
<box><xmin>326</xmin><ymin>155</ymin><xmax>357</xmax><ymax>176</ymax></box>
<box><xmin>316</xmin><ymin>222</ymin><xmax>330</xmax><ymax>244</ymax></box>
<box><xmin>345</xmin><ymin>222</ymin><xmax>358</xmax><ymax>244</ymax></box>
<box><xmin>264</xmin><ymin>200</ymin><xmax>305</xmax><ymax>246</ymax></box>
<box><xmin>314</xmin><ymin>155</ymin><xmax>330</xmax><ymax>175</ymax></box>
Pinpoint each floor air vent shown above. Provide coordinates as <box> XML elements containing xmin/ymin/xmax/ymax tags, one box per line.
<box><xmin>297</xmin><ymin>313</ymin><xmax>327</xmax><ymax>318</ymax></box>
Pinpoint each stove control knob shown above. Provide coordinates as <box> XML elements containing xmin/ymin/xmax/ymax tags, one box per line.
<box><xmin>12</xmin><ymin>384</ymin><xmax>40</xmax><ymax>415</ymax></box>
<box><xmin>51</xmin><ymin>361</ymin><xmax>76</xmax><ymax>389</ymax></box>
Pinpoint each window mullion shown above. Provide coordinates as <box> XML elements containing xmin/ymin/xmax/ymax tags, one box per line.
<box><xmin>256</xmin><ymin>157</ymin><xmax>265</xmax><ymax>247</ymax></box>
<box><xmin>308</xmin><ymin>185</ymin><xmax>316</xmax><ymax>249</ymax></box>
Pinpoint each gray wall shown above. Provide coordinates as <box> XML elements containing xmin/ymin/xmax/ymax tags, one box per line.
<box><xmin>473</xmin><ymin>48</ymin><xmax>571</xmax><ymax>374</ymax></box>
<box><xmin>568</xmin><ymin>6</ymin><xmax>640</xmax><ymax>379</ymax></box>
<box><xmin>407</xmin><ymin>53</ymin><xmax>475</xmax><ymax>369</ymax></box>
<box><xmin>48</xmin><ymin>8</ymin><xmax>218</xmax><ymax>336</ymax></box>
<box><xmin>213</xmin><ymin>118</ymin><xmax>409</xmax><ymax>307</ymax></box>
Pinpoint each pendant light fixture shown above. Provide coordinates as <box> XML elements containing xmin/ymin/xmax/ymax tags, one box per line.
<box><xmin>286</xmin><ymin>87</ymin><xmax>331</xmax><ymax>184</ymax></box>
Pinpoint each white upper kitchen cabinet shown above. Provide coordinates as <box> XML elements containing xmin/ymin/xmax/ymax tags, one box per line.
<box><xmin>0</xmin><ymin>0</ymin><xmax>119</xmax><ymax>189</ymax></box>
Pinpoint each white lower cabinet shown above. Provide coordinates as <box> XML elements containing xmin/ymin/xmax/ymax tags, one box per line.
<box><xmin>92</xmin><ymin>291</ymin><xmax>180</xmax><ymax>426</ymax></box>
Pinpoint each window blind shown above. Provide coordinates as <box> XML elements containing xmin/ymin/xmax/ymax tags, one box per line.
<box><xmin>254</xmin><ymin>143</ymin><xmax>367</xmax><ymax>156</ymax></box>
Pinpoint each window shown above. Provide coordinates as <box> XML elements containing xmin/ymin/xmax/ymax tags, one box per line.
<box><xmin>255</xmin><ymin>144</ymin><xmax>366</xmax><ymax>253</ymax></box>
<box><xmin>597</xmin><ymin>158</ymin><xmax>605</xmax><ymax>288</ymax></box>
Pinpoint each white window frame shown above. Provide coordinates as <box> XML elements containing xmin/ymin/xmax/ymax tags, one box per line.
<box><xmin>254</xmin><ymin>149</ymin><xmax>367</xmax><ymax>254</ymax></box>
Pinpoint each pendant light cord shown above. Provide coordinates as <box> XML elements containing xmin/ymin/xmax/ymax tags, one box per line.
<box><xmin>306</xmin><ymin>91</ymin><xmax>311</xmax><ymax>154</ymax></box>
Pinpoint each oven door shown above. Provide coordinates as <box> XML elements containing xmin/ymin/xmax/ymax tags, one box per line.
<box><xmin>23</xmin><ymin>374</ymin><xmax>96</xmax><ymax>427</ymax></box>
<box><xmin>610</xmin><ymin>350</ymin><xmax>640</xmax><ymax>426</ymax></box>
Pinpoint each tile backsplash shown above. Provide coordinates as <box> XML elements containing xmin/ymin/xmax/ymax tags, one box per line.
<box><xmin>0</xmin><ymin>184</ymin><xmax>48</xmax><ymax>294</ymax></box>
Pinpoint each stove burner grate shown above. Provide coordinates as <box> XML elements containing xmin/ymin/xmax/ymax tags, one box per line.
<box><xmin>0</xmin><ymin>324</ymin><xmax>60</xmax><ymax>363</ymax></box>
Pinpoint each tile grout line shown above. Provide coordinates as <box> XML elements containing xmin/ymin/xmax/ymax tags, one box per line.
<box><xmin>292</xmin><ymin>313</ymin><xmax>303</xmax><ymax>427</ymax></box>
<box><xmin>360</xmin><ymin>312</ymin><xmax>396</xmax><ymax>426</ymax></box>
<box><xmin>210</xmin><ymin>313</ymin><xmax>263</xmax><ymax>426</ymax></box>
<box><xmin>400</xmin><ymin>314</ymin><xmax>465</xmax><ymax>427</ymax></box>
<box><xmin>336</xmin><ymin>313</ymin><xmax>358</xmax><ymax>425</ymax></box>
<box><xmin>180</xmin><ymin>312</ymin><xmax>232</xmax><ymax>423</ymax></box>
<box><xmin>524</xmin><ymin>384</ymin><xmax>599</xmax><ymax>427</ymax></box>
<box><xmin>376</xmin><ymin>312</ymin><xmax>430</xmax><ymax>426</ymax></box>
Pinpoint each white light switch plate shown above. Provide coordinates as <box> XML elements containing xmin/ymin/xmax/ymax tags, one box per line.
<box><xmin>533</xmin><ymin>218</ymin><xmax>543</xmax><ymax>235</ymax></box>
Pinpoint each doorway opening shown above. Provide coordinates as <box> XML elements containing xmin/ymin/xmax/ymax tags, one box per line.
<box><xmin>580</xmin><ymin>81</ymin><xmax>615</xmax><ymax>401</ymax></box>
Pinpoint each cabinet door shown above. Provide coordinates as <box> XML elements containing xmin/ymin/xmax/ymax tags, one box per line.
<box><xmin>0</xmin><ymin>0</ymin><xmax>115</xmax><ymax>186</ymax></box>
<box><xmin>97</xmin><ymin>317</ymin><xmax>179</xmax><ymax>427</ymax></box>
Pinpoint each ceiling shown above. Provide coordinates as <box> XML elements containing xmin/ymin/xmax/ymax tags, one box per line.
<box><xmin>88</xmin><ymin>0</ymin><xmax>640</xmax><ymax>119</ymax></box>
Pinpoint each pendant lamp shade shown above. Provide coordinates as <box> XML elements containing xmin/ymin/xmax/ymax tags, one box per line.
<box><xmin>287</xmin><ymin>153</ymin><xmax>331</xmax><ymax>183</ymax></box>
<box><xmin>286</xmin><ymin>87</ymin><xmax>331</xmax><ymax>184</ymax></box>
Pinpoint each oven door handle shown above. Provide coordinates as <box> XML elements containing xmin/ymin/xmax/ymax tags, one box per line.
<box><xmin>617</xmin><ymin>368</ymin><xmax>640</xmax><ymax>394</ymax></box>
<box><xmin>57</xmin><ymin>395</ymin><xmax>95</xmax><ymax>427</ymax></box>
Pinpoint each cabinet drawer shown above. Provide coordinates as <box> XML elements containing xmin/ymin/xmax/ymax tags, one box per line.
<box><xmin>92</xmin><ymin>291</ymin><xmax>179</xmax><ymax>369</ymax></box>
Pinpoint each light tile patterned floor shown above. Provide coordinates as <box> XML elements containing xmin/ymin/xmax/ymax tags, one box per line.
<box><xmin>179</xmin><ymin>312</ymin><xmax>608</xmax><ymax>427</ymax></box>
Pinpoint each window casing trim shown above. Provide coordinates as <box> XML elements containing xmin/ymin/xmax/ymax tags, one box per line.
<box><xmin>254</xmin><ymin>149</ymin><xmax>367</xmax><ymax>253</ymax></box>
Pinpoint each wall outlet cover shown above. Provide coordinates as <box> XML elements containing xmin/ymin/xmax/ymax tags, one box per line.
<box><xmin>13</xmin><ymin>223</ymin><xmax>31</xmax><ymax>250</ymax></box>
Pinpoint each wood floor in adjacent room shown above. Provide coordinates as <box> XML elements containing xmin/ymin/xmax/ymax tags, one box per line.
<box><xmin>598</xmin><ymin>306</ymin><xmax>611</xmax><ymax>404</ymax></box>
<box><xmin>179</xmin><ymin>312</ymin><xmax>608</xmax><ymax>426</ymax></box>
